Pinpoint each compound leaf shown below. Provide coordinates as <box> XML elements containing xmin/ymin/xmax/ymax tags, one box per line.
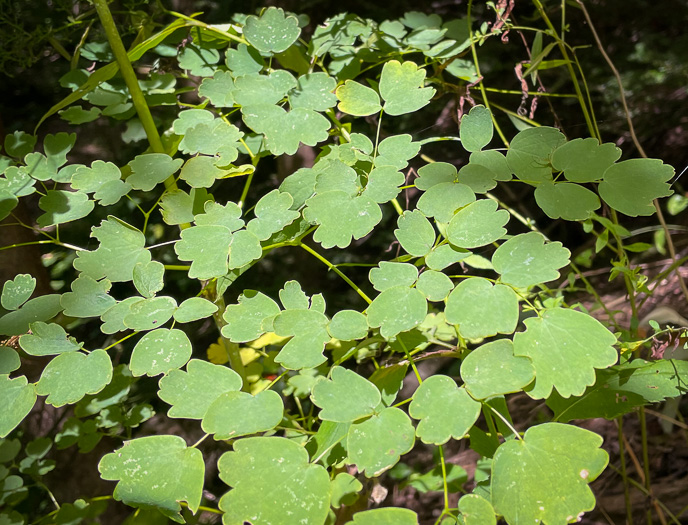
<box><xmin>130</xmin><ymin>328</ymin><xmax>192</xmax><ymax>377</ymax></box>
<box><xmin>126</xmin><ymin>154</ymin><xmax>182</xmax><ymax>192</ymax></box>
<box><xmin>36</xmin><ymin>350</ymin><xmax>112</xmax><ymax>407</ymax></box>
<box><xmin>61</xmin><ymin>275</ymin><xmax>116</xmax><ymax>318</ymax></box>
<box><xmin>198</xmin><ymin>70</ymin><xmax>236</xmax><ymax>107</ymax></box>
<box><xmin>194</xmin><ymin>200</ymin><xmax>244</xmax><ymax>231</ymax></box>
<box><xmin>289</xmin><ymin>72</ymin><xmax>337</xmax><ymax>111</ymax></box>
<box><xmin>492</xmin><ymin>232</ymin><xmax>570</xmax><ymax>287</ymax></box>
<box><xmin>460</xmin><ymin>105</ymin><xmax>493</xmax><ymax>152</ymax></box>
<box><xmin>445</xmin><ymin>278</ymin><xmax>518</xmax><ymax>339</ymax></box>
<box><xmin>551</xmin><ymin>137</ymin><xmax>621</xmax><ymax>183</ymax></box>
<box><xmin>218</xmin><ymin>437</ymin><xmax>330</xmax><ymax>525</ymax></box>
<box><xmin>222</xmin><ymin>291</ymin><xmax>281</xmax><ymax>342</ymax></box>
<box><xmin>369</xmin><ymin>262</ymin><xmax>418</xmax><ymax>292</ymax></box>
<box><xmin>379</xmin><ymin>60</ymin><xmax>435</xmax><ymax>116</ymax></box>
<box><xmin>492</xmin><ymin>423</ymin><xmax>608</xmax><ymax>525</ymax></box>
<box><xmin>37</xmin><ymin>190</ymin><xmax>94</xmax><ymax>227</ymax></box>
<box><xmin>416</xmin><ymin>182</ymin><xmax>475</xmax><ymax>223</ymax></box>
<box><xmin>363</xmin><ymin>166</ymin><xmax>404</xmax><ymax>203</ymax></box>
<box><xmin>247</xmin><ymin>189</ymin><xmax>300</xmax><ymax>241</ymax></box>
<box><xmin>175</xmin><ymin>225</ymin><xmax>232</xmax><ymax>279</ymax></box>
<box><xmin>534</xmin><ymin>182</ymin><xmax>600</xmax><ymax>221</ymax></box>
<box><xmin>513</xmin><ymin>308</ymin><xmax>618</xmax><ymax>399</ymax></box>
<box><xmin>19</xmin><ymin>322</ymin><xmax>82</xmax><ymax>356</ymax></box>
<box><xmin>598</xmin><ymin>158</ymin><xmax>674</xmax><ymax>216</ymax></box>
<box><xmin>158</xmin><ymin>359</ymin><xmax>241</xmax><ymax>421</ymax></box>
<box><xmin>305</xmin><ymin>191</ymin><xmax>382</xmax><ymax>249</ymax></box>
<box><xmin>74</xmin><ymin>217</ymin><xmax>151</xmax><ymax>282</ymax></box>
<box><xmin>244</xmin><ymin>7</ymin><xmax>301</xmax><ymax>55</ymax></box>
<box><xmin>336</xmin><ymin>80</ymin><xmax>382</xmax><ymax>116</ymax></box>
<box><xmin>409</xmin><ymin>375</ymin><xmax>480</xmax><ymax>445</ymax></box>
<box><xmin>375</xmin><ymin>134</ymin><xmax>421</xmax><ymax>170</ymax></box>
<box><xmin>100</xmin><ymin>297</ymin><xmax>144</xmax><ymax>335</ymax></box>
<box><xmin>225</xmin><ymin>43</ymin><xmax>265</xmax><ymax>76</ymax></box>
<box><xmin>273</xmin><ymin>309</ymin><xmax>330</xmax><ymax>369</ymax></box>
<box><xmin>506</xmin><ymin>127</ymin><xmax>566</xmax><ymax>183</ymax></box>
<box><xmin>202</xmin><ymin>390</ymin><xmax>283</xmax><ymax>439</ymax></box>
<box><xmin>1</xmin><ymin>274</ymin><xmax>36</xmax><ymax>311</ymax></box>
<box><xmin>71</xmin><ymin>160</ymin><xmax>130</xmax><ymax>206</ymax></box>
<box><xmin>447</xmin><ymin>199</ymin><xmax>509</xmax><ymax>249</ymax></box>
<box><xmin>311</xmin><ymin>366</ymin><xmax>381</xmax><ymax>422</ymax></box>
<box><xmin>461</xmin><ymin>340</ymin><xmax>535</xmax><ymax>399</ymax></box>
<box><xmin>367</xmin><ymin>287</ymin><xmax>427</xmax><ymax>339</ymax></box>
<box><xmin>99</xmin><ymin>435</ymin><xmax>204</xmax><ymax>522</ymax></box>
<box><xmin>0</xmin><ymin>375</ymin><xmax>37</xmax><ymax>438</ymax></box>
<box><xmin>469</xmin><ymin>149</ymin><xmax>512</xmax><ymax>182</ymax></box>
<box><xmin>394</xmin><ymin>210</ymin><xmax>436</xmax><ymax>257</ymax></box>
<box><xmin>347</xmin><ymin>407</ymin><xmax>415</xmax><ymax>477</ymax></box>
<box><xmin>0</xmin><ymin>294</ymin><xmax>63</xmax><ymax>336</ymax></box>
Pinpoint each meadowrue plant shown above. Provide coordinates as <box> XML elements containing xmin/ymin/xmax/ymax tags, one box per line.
<box><xmin>1</xmin><ymin>2</ymin><xmax>686</xmax><ymax>524</ymax></box>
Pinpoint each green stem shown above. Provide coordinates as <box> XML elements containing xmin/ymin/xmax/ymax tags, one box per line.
<box><xmin>298</xmin><ymin>242</ymin><xmax>372</xmax><ymax>304</ymax></box>
<box><xmin>617</xmin><ymin>417</ymin><xmax>633</xmax><ymax>525</ymax></box>
<box><xmin>209</xmin><ymin>287</ymin><xmax>249</xmax><ymax>391</ymax></box>
<box><xmin>639</xmin><ymin>407</ymin><xmax>653</xmax><ymax>525</ymax></box>
<box><xmin>438</xmin><ymin>445</ymin><xmax>450</xmax><ymax>510</ymax></box>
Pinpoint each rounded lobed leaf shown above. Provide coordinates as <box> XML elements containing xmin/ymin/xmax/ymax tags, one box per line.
<box><xmin>460</xmin><ymin>105</ymin><xmax>493</xmax><ymax>152</ymax></box>
<box><xmin>130</xmin><ymin>328</ymin><xmax>192</xmax><ymax>377</ymax></box>
<box><xmin>202</xmin><ymin>390</ymin><xmax>283</xmax><ymax>439</ymax></box>
<box><xmin>311</xmin><ymin>366</ymin><xmax>381</xmax><ymax>422</ymax></box>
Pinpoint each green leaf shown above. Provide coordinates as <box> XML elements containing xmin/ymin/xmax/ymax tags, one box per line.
<box><xmin>460</xmin><ymin>105</ymin><xmax>493</xmax><ymax>152</ymax></box>
<box><xmin>311</xmin><ymin>366</ymin><xmax>381</xmax><ymax>422</ymax></box>
<box><xmin>243</xmin><ymin>105</ymin><xmax>330</xmax><ymax>156</ymax></box>
<box><xmin>375</xmin><ymin>134</ymin><xmax>421</xmax><ymax>170</ymax></box>
<box><xmin>126</xmin><ymin>154</ymin><xmax>183</xmax><ymax>192</ymax></box>
<box><xmin>506</xmin><ymin>127</ymin><xmax>566</xmax><ymax>183</ymax></box>
<box><xmin>194</xmin><ymin>200</ymin><xmax>244</xmax><ymax>231</ymax></box>
<box><xmin>409</xmin><ymin>375</ymin><xmax>480</xmax><ymax>445</ymax></box>
<box><xmin>513</xmin><ymin>308</ymin><xmax>618</xmax><ymax>399</ymax></box>
<box><xmin>178</xmin><ymin>44</ymin><xmax>220</xmax><ymax>76</ymax></box>
<box><xmin>172</xmin><ymin>109</ymin><xmax>214</xmax><ymax>136</ymax></box>
<box><xmin>534</xmin><ymin>182</ymin><xmax>600</xmax><ymax>221</ymax></box>
<box><xmin>305</xmin><ymin>191</ymin><xmax>382</xmax><ymax>249</ymax></box>
<box><xmin>347</xmin><ymin>407</ymin><xmax>415</xmax><ymax>477</ymax></box>
<box><xmin>100</xmin><ymin>297</ymin><xmax>143</xmax><ymax>334</ymax></box>
<box><xmin>598</xmin><ymin>158</ymin><xmax>674</xmax><ymax>216</ymax></box>
<box><xmin>369</xmin><ymin>262</ymin><xmax>418</xmax><ymax>292</ymax></box>
<box><xmin>0</xmin><ymin>190</ymin><xmax>18</xmax><ymax>220</ymax></box>
<box><xmin>469</xmin><ymin>149</ymin><xmax>512</xmax><ymax>182</ymax></box>
<box><xmin>415</xmin><ymin>270</ymin><xmax>453</xmax><ymax>301</ymax></box>
<box><xmin>234</xmin><ymin>71</ymin><xmax>296</xmax><ymax>107</ymax></box>
<box><xmin>379</xmin><ymin>60</ymin><xmax>435</xmax><ymax>116</ymax></box>
<box><xmin>0</xmin><ymin>295</ymin><xmax>63</xmax><ymax>336</ymax></box>
<box><xmin>99</xmin><ymin>435</ymin><xmax>204</xmax><ymax>521</ymax></box>
<box><xmin>133</xmin><ymin>261</ymin><xmax>164</xmax><ymax>299</ymax></box>
<box><xmin>222</xmin><ymin>291</ymin><xmax>281</xmax><ymax>342</ymax></box>
<box><xmin>0</xmin><ymin>346</ymin><xmax>21</xmax><ymax>374</ymax></box>
<box><xmin>0</xmin><ymin>375</ymin><xmax>36</xmax><ymax>438</ymax></box>
<box><xmin>445</xmin><ymin>278</ymin><xmax>519</xmax><ymax>339</ymax></box>
<box><xmin>273</xmin><ymin>309</ymin><xmax>330</xmax><ymax>369</ymax></box>
<box><xmin>37</xmin><ymin>190</ymin><xmax>94</xmax><ymax>227</ymax></box>
<box><xmin>225</xmin><ymin>43</ymin><xmax>264</xmax><ymax>76</ymax></box>
<box><xmin>19</xmin><ymin>322</ymin><xmax>82</xmax><ymax>356</ymax></box>
<box><xmin>36</xmin><ymin>350</ymin><xmax>112</xmax><ymax>407</ymax></box>
<box><xmin>175</xmin><ymin>225</ymin><xmax>231</xmax><ymax>279</ymax></box>
<box><xmin>551</xmin><ymin>137</ymin><xmax>621</xmax><ymax>183</ymax></box>
<box><xmin>71</xmin><ymin>160</ymin><xmax>130</xmax><ymax>206</ymax></box>
<box><xmin>363</xmin><ymin>166</ymin><xmax>404</xmax><ymax>203</ymax></box>
<box><xmin>159</xmin><ymin>359</ymin><xmax>242</xmax><ymax>419</ymax></box>
<box><xmin>458</xmin><ymin>494</ymin><xmax>496</xmax><ymax>525</ymax></box>
<box><xmin>228</xmin><ymin>229</ymin><xmax>262</xmax><ymax>269</ymax></box>
<box><xmin>418</xmin><ymin>182</ymin><xmax>476</xmax><ymax>224</ymax></box>
<box><xmin>492</xmin><ymin>232</ymin><xmax>570</xmax><ymax>287</ymax></box>
<box><xmin>394</xmin><ymin>210</ymin><xmax>436</xmax><ymax>257</ymax></box>
<box><xmin>130</xmin><ymin>328</ymin><xmax>192</xmax><ymax>377</ymax></box>
<box><xmin>247</xmin><ymin>190</ymin><xmax>300</xmax><ymax>241</ymax></box>
<box><xmin>461</xmin><ymin>340</ymin><xmax>535</xmax><ymax>399</ymax></box>
<box><xmin>0</xmin><ymin>166</ymin><xmax>37</xmax><ymax>197</ymax></box>
<box><xmin>4</xmin><ymin>131</ymin><xmax>36</xmax><ymax>158</ymax></box>
<box><xmin>61</xmin><ymin>275</ymin><xmax>116</xmax><ymax>318</ymax></box>
<box><xmin>328</xmin><ymin>310</ymin><xmax>368</xmax><ymax>341</ymax></box>
<box><xmin>289</xmin><ymin>72</ymin><xmax>337</xmax><ymax>111</ymax></box>
<box><xmin>244</xmin><ymin>7</ymin><xmax>301</xmax><ymax>55</ymax></box>
<box><xmin>159</xmin><ymin>189</ymin><xmax>194</xmax><ymax>226</ymax></box>
<box><xmin>447</xmin><ymin>199</ymin><xmax>509</xmax><ymax>249</ymax></box>
<box><xmin>336</xmin><ymin>80</ymin><xmax>382</xmax><ymax>116</ymax></box>
<box><xmin>198</xmin><ymin>70</ymin><xmax>236</xmax><ymax>107</ymax></box>
<box><xmin>74</xmin><ymin>217</ymin><xmax>151</xmax><ymax>282</ymax></box>
<box><xmin>331</xmin><ymin>472</ymin><xmax>362</xmax><ymax>508</ymax></box>
<box><xmin>367</xmin><ymin>286</ymin><xmax>427</xmax><ymax>339</ymax></box>
<box><xmin>202</xmin><ymin>390</ymin><xmax>283</xmax><ymax>439</ymax></box>
<box><xmin>492</xmin><ymin>423</ymin><xmax>607</xmax><ymax>525</ymax></box>
<box><xmin>415</xmin><ymin>162</ymin><xmax>456</xmax><ymax>190</ymax></box>
<box><xmin>347</xmin><ymin>508</ymin><xmax>419</xmax><ymax>525</ymax></box>
<box><xmin>457</xmin><ymin>163</ymin><xmax>500</xmax><ymax>193</ymax></box>
<box><xmin>1</xmin><ymin>274</ymin><xmax>36</xmax><ymax>311</ymax></box>
<box><xmin>123</xmin><ymin>296</ymin><xmax>177</xmax><ymax>331</ymax></box>
<box><xmin>179</xmin><ymin>156</ymin><xmax>226</xmax><ymax>189</ymax></box>
<box><xmin>547</xmin><ymin>359</ymin><xmax>688</xmax><ymax>422</ymax></box>
<box><xmin>425</xmin><ymin>244</ymin><xmax>470</xmax><ymax>271</ymax></box>
<box><xmin>218</xmin><ymin>437</ymin><xmax>330</xmax><ymax>525</ymax></box>
<box><xmin>173</xmin><ymin>297</ymin><xmax>218</xmax><ymax>323</ymax></box>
